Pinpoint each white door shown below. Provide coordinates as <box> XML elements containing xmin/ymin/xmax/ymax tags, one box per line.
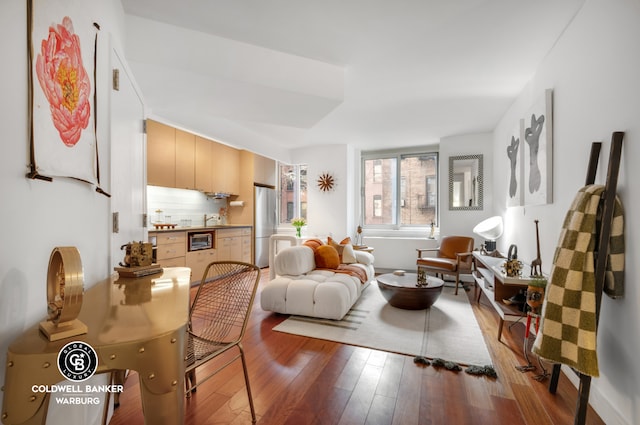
<box><xmin>110</xmin><ymin>47</ymin><xmax>146</xmax><ymax>270</ymax></box>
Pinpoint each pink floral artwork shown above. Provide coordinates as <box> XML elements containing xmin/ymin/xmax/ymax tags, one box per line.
<box><xmin>35</xmin><ymin>16</ymin><xmax>90</xmax><ymax>147</ymax></box>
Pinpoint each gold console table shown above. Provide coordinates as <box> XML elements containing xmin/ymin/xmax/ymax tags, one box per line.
<box><xmin>1</xmin><ymin>267</ymin><xmax>191</xmax><ymax>425</ymax></box>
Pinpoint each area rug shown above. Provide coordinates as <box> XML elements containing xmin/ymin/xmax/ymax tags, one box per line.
<box><xmin>272</xmin><ymin>281</ymin><xmax>492</xmax><ymax>366</ymax></box>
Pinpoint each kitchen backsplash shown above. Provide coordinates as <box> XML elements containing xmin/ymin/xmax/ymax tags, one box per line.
<box><xmin>147</xmin><ymin>185</ymin><xmax>227</xmax><ymax>227</ymax></box>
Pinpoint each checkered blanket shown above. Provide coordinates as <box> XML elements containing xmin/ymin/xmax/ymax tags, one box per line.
<box><xmin>532</xmin><ymin>185</ymin><xmax>624</xmax><ymax>377</ymax></box>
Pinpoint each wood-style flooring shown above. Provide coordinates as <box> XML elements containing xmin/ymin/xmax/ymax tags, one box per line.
<box><xmin>109</xmin><ymin>269</ymin><xmax>606</xmax><ymax>425</ymax></box>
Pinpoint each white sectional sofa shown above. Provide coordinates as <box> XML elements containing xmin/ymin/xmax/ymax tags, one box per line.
<box><xmin>260</xmin><ymin>245</ymin><xmax>375</xmax><ymax>320</ymax></box>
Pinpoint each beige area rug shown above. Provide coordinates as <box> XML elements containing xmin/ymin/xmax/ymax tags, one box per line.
<box><xmin>272</xmin><ymin>281</ymin><xmax>493</xmax><ymax>366</ymax></box>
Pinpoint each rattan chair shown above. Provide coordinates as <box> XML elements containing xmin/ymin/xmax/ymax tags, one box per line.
<box><xmin>185</xmin><ymin>261</ymin><xmax>260</xmax><ymax>423</ymax></box>
<box><xmin>416</xmin><ymin>236</ymin><xmax>474</xmax><ymax>295</ymax></box>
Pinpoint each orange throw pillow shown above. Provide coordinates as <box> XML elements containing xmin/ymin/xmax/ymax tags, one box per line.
<box><xmin>328</xmin><ymin>236</ymin><xmax>351</xmax><ymax>246</ymax></box>
<box><xmin>314</xmin><ymin>245</ymin><xmax>340</xmax><ymax>269</ymax></box>
<box><xmin>303</xmin><ymin>238</ymin><xmax>324</xmax><ymax>252</ymax></box>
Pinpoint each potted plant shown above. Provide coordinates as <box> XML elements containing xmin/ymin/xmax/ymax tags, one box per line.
<box><xmin>292</xmin><ymin>217</ymin><xmax>306</xmax><ymax>238</ymax></box>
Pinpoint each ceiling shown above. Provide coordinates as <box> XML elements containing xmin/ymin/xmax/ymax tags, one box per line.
<box><xmin>121</xmin><ymin>0</ymin><xmax>585</xmax><ymax>160</ymax></box>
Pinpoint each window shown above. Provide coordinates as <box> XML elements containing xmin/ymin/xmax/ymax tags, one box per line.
<box><xmin>373</xmin><ymin>195</ymin><xmax>382</xmax><ymax>217</ymax></box>
<box><xmin>426</xmin><ymin>176</ymin><xmax>437</xmax><ymax>207</ymax></box>
<box><xmin>279</xmin><ymin>163</ymin><xmax>307</xmax><ymax>224</ymax></box>
<box><xmin>373</xmin><ymin>160</ymin><xmax>382</xmax><ymax>182</ymax></box>
<box><xmin>362</xmin><ymin>151</ymin><xmax>438</xmax><ymax>227</ymax></box>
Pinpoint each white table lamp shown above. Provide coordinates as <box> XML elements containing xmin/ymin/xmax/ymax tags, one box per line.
<box><xmin>473</xmin><ymin>216</ymin><xmax>504</xmax><ymax>252</ymax></box>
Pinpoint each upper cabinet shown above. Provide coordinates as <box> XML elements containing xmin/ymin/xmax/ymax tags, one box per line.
<box><xmin>146</xmin><ymin>120</ymin><xmax>240</xmax><ymax>194</ymax></box>
<box><xmin>253</xmin><ymin>154</ymin><xmax>276</xmax><ymax>186</ymax></box>
<box><xmin>147</xmin><ymin>120</ymin><xmax>176</xmax><ymax>187</ymax></box>
<box><xmin>175</xmin><ymin>129</ymin><xmax>195</xmax><ymax>190</ymax></box>
<box><xmin>195</xmin><ymin>136</ymin><xmax>213</xmax><ymax>193</ymax></box>
<box><xmin>212</xmin><ymin>143</ymin><xmax>240</xmax><ymax>195</ymax></box>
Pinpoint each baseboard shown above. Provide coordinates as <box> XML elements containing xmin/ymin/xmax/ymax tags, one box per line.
<box><xmin>561</xmin><ymin>365</ymin><xmax>628</xmax><ymax>425</ymax></box>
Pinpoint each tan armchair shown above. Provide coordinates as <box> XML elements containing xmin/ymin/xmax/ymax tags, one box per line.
<box><xmin>416</xmin><ymin>236</ymin><xmax>475</xmax><ymax>295</ymax></box>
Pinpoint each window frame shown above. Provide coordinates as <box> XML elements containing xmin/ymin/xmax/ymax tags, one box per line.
<box><xmin>278</xmin><ymin>163</ymin><xmax>307</xmax><ymax>224</ymax></box>
<box><xmin>361</xmin><ymin>148</ymin><xmax>439</xmax><ymax>230</ymax></box>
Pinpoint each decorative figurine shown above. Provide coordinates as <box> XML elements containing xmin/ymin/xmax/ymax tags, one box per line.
<box><xmin>530</xmin><ymin>219</ymin><xmax>542</xmax><ymax>277</ymax></box>
<box><xmin>503</xmin><ymin>244</ymin><xmax>523</xmax><ymax>277</ymax></box>
<box><xmin>120</xmin><ymin>241</ymin><xmax>153</xmax><ymax>267</ymax></box>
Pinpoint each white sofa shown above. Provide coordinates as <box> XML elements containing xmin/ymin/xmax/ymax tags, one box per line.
<box><xmin>260</xmin><ymin>245</ymin><xmax>375</xmax><ymax>320</ymax></box>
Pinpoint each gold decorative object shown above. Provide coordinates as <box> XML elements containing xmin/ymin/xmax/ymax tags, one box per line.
<box><xmin>4</xmin><ymin>268</ymin><xmax>191</xmax><ymax>424</ymax></box>
<box><xmin>120</xmin><ymin>241</ymin><xmax>153</xmax><ymax>267</ymax></box>
<box><xmin>39</xmin><ymin>247</ymin><xmax>88</xmax><ymax>341</ymax></box>
<box><xmin>317</xmin><ymin>172</ymin><xmax>335</xmax><ymax>192</ymax></box>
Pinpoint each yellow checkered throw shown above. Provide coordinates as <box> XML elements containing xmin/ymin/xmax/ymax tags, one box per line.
<box><xmin>532</xmin><ymin>185</ymin><xmax>624</xmax><ymax>377</ymax></box>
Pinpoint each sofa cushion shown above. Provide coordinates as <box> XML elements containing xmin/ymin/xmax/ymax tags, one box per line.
<box><xmin>354</xmin><ymin>250</ymin><xmax>374</xmax><ymax>266</ymax></box>
<box><xmin>416</xmin><ymin>257</ymin><xmax>457</xmax><ymax>272</ymax></box>
<box><xmin>274</xmin><ymin>245</ymin><xmax>315</xmax><ymax>276</ymax></box>
<box><xmin>314</xmin><ymin>245</ymin><xmax>341</xmax><ymax>269</ymax></box>
<box><xmin>302</xmin><ymin>238</ymin><xmax>324</xmax><ymax>252</ymax></box>
<box><xmin>261</xmin><ymin>270</ymin><xmax>366</xmax><ymax>320</ymax></box>
<box><xmin>328</xmin><ymin>236</ymin><xmax>357</xmax><ymax>264</ymax></box>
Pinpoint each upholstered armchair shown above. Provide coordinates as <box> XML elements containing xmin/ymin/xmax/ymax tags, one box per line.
<box><xmin>416</xmin><ymin>236</ymin><xmax>475</xmax><ymax>295</ymax></box>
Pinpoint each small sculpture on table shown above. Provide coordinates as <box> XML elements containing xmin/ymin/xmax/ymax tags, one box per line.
<box><xmin>114</xmin><ymin>241</ymin><xmax>162</xmax><ymax>277</ymax></box>
<box><xmin>515</xmin><ymin>220</ymin><xmax>549</xmax><ymax>380</ymax></box>
<box><xmin>502</xmin><ymin>244</ymin><xmax>522</xmax><ymax>277</ymax></box>
<box><xmin>530</xmin><ymin>219</ymin><xmax>542</xmax><ymax>276</ymax></box>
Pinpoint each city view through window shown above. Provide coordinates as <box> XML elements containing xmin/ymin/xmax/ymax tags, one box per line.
<box><xmin>363</xmin><ymin>153</ymin><xmax>437</xmax><ymax>227</ymax></box>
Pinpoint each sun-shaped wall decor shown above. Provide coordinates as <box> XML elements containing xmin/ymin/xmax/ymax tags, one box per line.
<box><xmin>317</xmin><ymin>172</ymin><xmax>335</xmax><ymax>192</ymax></box>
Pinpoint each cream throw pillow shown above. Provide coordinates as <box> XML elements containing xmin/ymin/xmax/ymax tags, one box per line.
<box><xmin>328</xmin><ymin>237</ymin><xmax>357</xmax><ymax>264</ymax></box>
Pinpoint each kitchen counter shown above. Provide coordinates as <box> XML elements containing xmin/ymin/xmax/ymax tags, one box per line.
<box><xmin>149</xmin><ymin>224</ymin><xmax>252</xmax><ymax>232</ymax></box>
<box><xmin>149</xmin><ymin>226</ymin><xmax>253</xmax><ymax>279</ymax></box>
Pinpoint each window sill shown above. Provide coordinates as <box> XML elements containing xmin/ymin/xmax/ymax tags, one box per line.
<box><xmin>363</xmin><ymin>228</ymin><xmax>440</xmax><ymax>240</ymax></box>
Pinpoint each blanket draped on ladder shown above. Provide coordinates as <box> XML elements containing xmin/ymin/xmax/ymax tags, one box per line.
<box><xmin>532</xmin><ymin>185</ymin><xmax>624</xmax><ymax>377</ymax></box>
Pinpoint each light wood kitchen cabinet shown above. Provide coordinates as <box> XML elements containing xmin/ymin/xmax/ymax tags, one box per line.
<box><xmin>216</xmin><ymin>228</ymin><xmax>242</xmax><ymax>261</ymax></box>
<box><xmin>195</xmin><ymin>136</ymin><xmax>213</xmax><ymax>192</ymax></box>
<box><xmin>175</xmin><ymin>129</ymin><xmax>195</xmax><ymax>189</ymax></box>
<box><xmin>212</xmin><ymin>143</ymin><xmax>240</xmax><ymax>194</ymax></box>
<box><xmin>241</xmin><ymin>227</ymin><xmax>252</xmax><ymax>263</ymax></box>
<box><xmin>147</xmin><ymin>120</ymin><xmax>241</xmax><ymax>193</ymax></box>
<box><xmin>147</xmin><ymin>120</ymin><xmax>176</xmax><ymax>187</ymax></box>
<box><xmin>153</xmin><ymin>231</ymin><xmax>186</xmax><ymax>267</ymax></box>
<box><xmin>186</xmin><ymin>248</ymin><xmax>217</xmax><ymax>283</ymax></box>
<box><xmin>216</xmin><ymin>227</ymin><xmax>252</xmax><ymax>262</ymax></box>
<box><xmin>253</xmin><ymin>154</ymin><xmax>276</xmax><ymax>186</ymax></box>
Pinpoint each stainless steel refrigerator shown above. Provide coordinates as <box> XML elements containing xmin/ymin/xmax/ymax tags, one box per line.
<box><xmin>254</xmin><ymin>185</ymin><xmax>277</xmax><ymax>268</ymax></box>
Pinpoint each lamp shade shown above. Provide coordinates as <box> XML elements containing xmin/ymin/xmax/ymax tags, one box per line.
<box><xmin>473</xmin><ymin>216</ymin><xmax>504</xmax><ymax>241</ymax></box>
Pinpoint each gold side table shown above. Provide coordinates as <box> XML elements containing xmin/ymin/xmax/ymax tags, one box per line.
<box><xmin>2</xmin><ymin>267</ymin><xmax>191</xmax><ymax>425</ymax></box>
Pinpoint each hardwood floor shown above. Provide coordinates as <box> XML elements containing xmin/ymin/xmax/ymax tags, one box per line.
<box><xmin>109</xmin><ymin>269</ymin><xmax>606</xmax><ymax>425</ymax></box>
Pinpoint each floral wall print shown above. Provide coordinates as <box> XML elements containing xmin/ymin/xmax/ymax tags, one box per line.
<box><xmin>523</xmin><ymin>89</ymin><xmax>553</xmax><ymax>206</ymax></box>
<box><xmin>36</xmin><ymin>16</ymin><xmax>91</xmax><ymax>147</ymax></box>
<box><xmin>29</xmin><ymin>0</ymin><xmax>99</xmax><ymax>184</ymax></box>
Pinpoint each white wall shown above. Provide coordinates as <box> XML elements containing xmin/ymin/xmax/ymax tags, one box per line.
<box><xmin>287</xmin><ymin>133</ymin><xmax>493</xmax><ymax>271</ymax></box>
<box><xmin>359</xmin><ymin>133</ymin><xmax>493</xmax><ymax>271</ymax></box>
<box><xmin>439</xmin><ymin>132</ymin><xmax>495</xmax><ymax>241</ymax></box>
<box><xmin>493</xmin><ymin>1</ymin><xmax>640</xmax><ymax>423</ymax></box>
<box><xmin>0</xmin><ymin>0</ymin><xmax>127</xmax><ymax>422</ymax></box>
<box><xmin>289</xmin><ymin>144</ymin><xmax>352</xmax><ymax>240</ymax></box>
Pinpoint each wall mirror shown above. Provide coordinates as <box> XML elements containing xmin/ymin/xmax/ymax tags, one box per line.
<box><xmin>449</xmin><ymin>154</ymin><xmax>483</xmax><ymax>210</ymax></box>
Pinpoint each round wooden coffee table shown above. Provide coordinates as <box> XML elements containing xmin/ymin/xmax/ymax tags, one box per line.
<box><xmin>377</xmin><ymin>273</ymin><xmax>444</xmax><ymax>310</ymax></box>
